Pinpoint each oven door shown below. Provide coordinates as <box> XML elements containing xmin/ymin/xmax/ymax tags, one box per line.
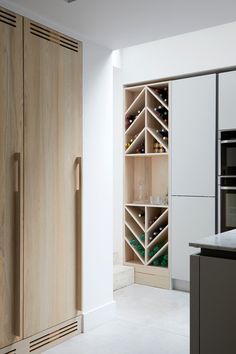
<box><xmin>221</xmin><ymin>130</ymin><xmax>236</xmax><ymax>176</ymax></box>
<box><xmin>221</xmin><ymin>141</ymin><xmax>236</xmax><ymax>176</ymax></box>
<box><xmin>220</xmin><ymin>186</ymin><xmax>236</xmax><ymax>232</ymax></box>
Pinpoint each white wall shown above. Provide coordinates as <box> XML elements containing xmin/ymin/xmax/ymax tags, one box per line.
<box><xmin>113</xmin><ymin>53</ymin><xmax>123</xmax><ymax>264</ymax></box>
<box><xmin>122</xmin><ymin>21</ymin><xmax>236</xmax><ymax>84</ymax></box>
<box><xmin>83</xmin><ymin>41</ymin><xmax>115</xmax><ymax>329</ymax></box>
<box><xmin>113</xmin><ymin>21</ymin><xmax>236</xmax><ymax>264</ymax></box>
<box><xmin>0</xmin><ymin>0</ymin><xmax>115</xmax><ymax>331</ymax></box>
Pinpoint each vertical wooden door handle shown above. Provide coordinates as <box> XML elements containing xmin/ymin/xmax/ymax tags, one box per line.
<box><xmin>76</xmin><ymin>157</ymin><xmax>81</xmax><ymax>191</ymax></box>
<box><xmin>14</xmin><ymin>152</ymin><xmax>22</xmax><ymax>337</ymax></box>
<box><xmin>14</xmin><ymin>153</ymin><xmax>20</xmax><ymax>192</ymax></box>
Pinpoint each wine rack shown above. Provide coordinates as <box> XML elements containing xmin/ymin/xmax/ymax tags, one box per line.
<box><xmin>125</xmin><ymin>83</ymin><xmax>169</xmax><ymax>156</ymax></box>
<box><xmin>124</xmin><ymin>81</ymin><xmax>170</xmax><ymax>289</ymax></box>
<box><xmin>125</xmin><ymin>205</ymin><xmax>168</xmax><ymax>266</ymax></box>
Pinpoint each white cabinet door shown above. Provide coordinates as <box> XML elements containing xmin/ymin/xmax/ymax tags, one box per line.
<box><xmin>219</xmin><ymin>71</ymin><xmax>236</xmax><ymax>131</ymax></box>
<box><xmin>171</xmin><ymin>196</ymin><xmax>215</xmax><ymax>282</ymax></box>
<box><xmin>171</xmin><ymin>75</ymin><xmax>216</xmax><ymax>197</ymax></box>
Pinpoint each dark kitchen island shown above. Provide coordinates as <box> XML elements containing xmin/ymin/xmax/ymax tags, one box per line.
<box><xmin>190</xmin><ymin>229</ymin><xmax>236</xmax><ymax>354</ymax></box>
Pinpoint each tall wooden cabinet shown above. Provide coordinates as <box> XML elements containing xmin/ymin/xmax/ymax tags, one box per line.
<box><xmin>0</xmin><ymin>7</ymin><xmax>82</xmax><ymax>354</ymax></box>
<box><xmin>24</xmin><ymin>19</ymin><xmax>82</xmax><ymax>337</ymax></box>
<box><xmin>0</xmin><ymin>9</ymin><xmax>23</xmax><ymax>349</ymax></box>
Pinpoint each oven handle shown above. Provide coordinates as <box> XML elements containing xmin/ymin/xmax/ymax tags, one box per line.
<box><xmin>221</xmin><ymin>186</ymin><xmax>236</xmax><ymax>190</ymax></box>
<box><xmin>218</xmin><ymin>184</ymin><xmax>221</xmax><ymax>233</ymax></box>
<box><xmin>221</xmin><ymin>139</ymin><xmax>236</xmax><ymax>144</ymax></box>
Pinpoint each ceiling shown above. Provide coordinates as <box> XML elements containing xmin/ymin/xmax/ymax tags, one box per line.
<box><xmin>5</xmin><ymin>0</ymin><xmax>236</xmax><ymax>49</ymax></box>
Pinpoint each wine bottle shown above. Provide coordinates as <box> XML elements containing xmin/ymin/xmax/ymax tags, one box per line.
<box><xmin>153</xmin><ymin>87</ymin><xmax>168</xmax><ymax>104</ymax></box>
<box><xmin>149</xmin><ymin>216</ymin><xmax>158</xmax><ymax>226</ymax></box>
<box><xmin>153</xmin><ymin>230</ymin><xmax>158</xmax><ymax>237</ymax></box>
<box><xmin>130</xmin><ymin>238</ymin><xmax>137</xmax><ymax>246</ymax></box>
<box><xmin>138</xmin><ymin>212</ymin><xmax>145</xmax><ymax>218</ymax></box>
<box><xmin>148</xmin><ymin>250</ymin><xmax>155</xmax><ymax>258</ymax></box>
<box><xmin>156</xmin><ymin>129</ymin><xmax>168</xmax><ymax>139</ymax></box>
<box><xmin>126</xmin><ymin>115</ymin><xmax>136</xmax><ymax>129</ymax></box>
<box><xmin>140</xmin><ymin>233</ymin><xmax>145</xmax><ymax>242</ymax></box>
<box><xmin>153</xmin><ymin>245</ymin><xmax>159</xmax><ymax>254</ymax></box>
<box><xmin>161</xmin><ymin>254</ymin><xmax>168</xmax><ymax>267</ymax></box>
<box><xmin>154</xmin><ymin>106</ymin><xmax>168</xmax><ymax>118</ymax></box>
<box><xmin>163</xmin><ymin>118</ymin><xmax>168</xmax><ymax>125</ymax></box>
<box><xmin>153</xmin><ymin>142</ymin><xmax>160</xmax><ymax>153</ymax></box>
<box><xmin>148</xmin><ymin>235</ymin><xmax>154</xmax><ymax>242</ymax></box>
<box><xmin>154</xmin><ymin>105</ymin><xmax>162</xmax><ymax>112</ymax></box>
<box><xmin>152</xmin><ymin>258</ymin><xmax>160</xmax><ymax>266</ymax></box>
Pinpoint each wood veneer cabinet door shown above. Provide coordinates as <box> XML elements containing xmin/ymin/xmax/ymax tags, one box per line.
<box><xmin>24</xmin><ymin>19</ymin><xmax>82</xmax><ymax>337</ymax></box>
<box><xmin>0</xmin><ymin>8</ymin><xmax>23</xmax><ymax>348</ymax></box>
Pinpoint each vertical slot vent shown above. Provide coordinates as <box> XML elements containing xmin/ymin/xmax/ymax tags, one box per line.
<box><xmin>0</xmin><ymin>8</ymin><xmax>16</xmax><ymax>27</ymax></box>
<box><xmin>29</xmin><ymin>320</ymin><xmax>78</xmax><ymax>352</ymax></box>
<box><xmin>30</xmin><ymin>22</ymin><xmax>79</xmax><ymax>52</ymax></box>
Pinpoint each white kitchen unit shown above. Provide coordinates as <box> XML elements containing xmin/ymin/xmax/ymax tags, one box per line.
<box><xmin>171</xmin><ymin>75</ymin><xmax>216</xmax><ymax>197</ymax></box>
<box><xmin>219</xmin><ymin>70</ymin><xmax>236</xmax><ymax>131</ymax></box>
<box><xmin>171</xmin><ymin>196</ymin><xmax>215</xmax><ymax>282</ymax></box>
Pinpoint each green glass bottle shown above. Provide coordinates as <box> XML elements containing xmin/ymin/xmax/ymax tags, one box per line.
<box><xmin>140</xmin><ymin>233</ymin><xmax>145</xmax><ymax>242</ymax></box>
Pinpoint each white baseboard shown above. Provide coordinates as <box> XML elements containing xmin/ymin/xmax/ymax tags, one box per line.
<box><xmin>172</xmin><ymin>278</ymin><xmax>190</xmax><ymax>292</ymax></box>
<box><xmin>82</xmin><ymin>301</ymin><xmax>116</xmax><ymax>332</ymax></box>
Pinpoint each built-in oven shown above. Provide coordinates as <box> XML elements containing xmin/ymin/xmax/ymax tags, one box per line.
<box><xmin>218</xmin><ymin>130</ymin><xmax>236</xmax><ymax>232</ymax></box>
<box><xmin>218</xmin><ymin>177</ymin><xmax>236</xmax><ymax>232</ymax></box>
<box><xmin>220</xmin><ymin>130</ymin><xmax>236</xmax><ymax>176</ymax></box>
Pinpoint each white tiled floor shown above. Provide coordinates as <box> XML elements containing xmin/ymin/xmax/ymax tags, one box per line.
<box><xmin>44</xmin><ymin>284</ymin><xmax>190</xmax><ymax>354</ymax></box>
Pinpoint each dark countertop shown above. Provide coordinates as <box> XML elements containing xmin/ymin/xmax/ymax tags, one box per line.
<box><xmin>190</xmin><ymin>229</ymin><xmax>236</xmax><ymax>252</ymax></box>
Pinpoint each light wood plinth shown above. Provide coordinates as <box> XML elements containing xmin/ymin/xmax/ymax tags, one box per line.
<box><xmin>125</xmin><ymin>262</ymin><xmax>170</xmax><ymax>289</ymax></box>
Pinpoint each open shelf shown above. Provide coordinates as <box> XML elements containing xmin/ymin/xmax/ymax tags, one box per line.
<box><xmin>125</xmin><ymin>211</ymin><xmax>145</xmax><ymax>244</ymax></box>
<box><xmin>126</xmin><ymin>203</ymin><xmax>168</xmax><ymax>208</ymax></box>
<box><xmin>146</xmin><ymin>128</ymin><xmax>168</xmax><ymax>153</ymax></box>
<box><xmin>147</xmin><ymin>85</ymin><xmax>169</xmax><ymax>110</ymax></box>
<box><xmin>125</xmin><ymin>128</ymin><xmax>145</xmax><ymax>155</ymax></box>
<box><xmin>125</xmin><ymin>226</ymin><xmax>145</xmax><ymax>264</ymax></box>
<box><xmin>146</xmin><ymin>91</ymin><xmax>169</xmax><ymax>130</ymax></box>
<box><xmin>147</xmin><ymin>110</ymin><xmax>168</xmax><ymax>149</ymax></box>
<box><xmin>148</xmin><ymin>242</ymin><xmax>168</xmax><ymax>267</ymax></box>
<box><xmin>125</xmin><ymin>205</ymin><xmax>145</xmax><ymax>231</ymax></box>
<box><xmin>125</xmin><ymin>107</ymin><xmax>145</xmax><ymax>134</ymax></box>
<box><xmin>124</xmin><ymin>85</ymin><xmax>145</xmax><ymax>112</ymax></box>
<box><xmin>125</xmin><ymin>153</ymin><xmax>168</xmax><ymax>157</ymax></box>
<box><xmin>124</xmin><ymin>156</ymin><xmax>168</xmax><ymax>205</ymax></box>
<box><xmin>125</xmin><ymin>240</ymin><xmax>144</xmax><ymax>265</ymax></box>
<box><xmin>125</xmin><ymin>88</ymin><xmax>145</xmax><ymax>117</ymax></box>
<box><xmin>147</xmin><ymin>207</ymin><xmax>168</xmax><ymax>232</ymax></box>
<box><xmin>147</xmin><ymin>224</ymin><xmax>168</xmax><ymax>249</ymax></box>
<box><xmin>123</xmin><ymin>81</ymin><xmax>170</xmax><ymax>287</ymax></box>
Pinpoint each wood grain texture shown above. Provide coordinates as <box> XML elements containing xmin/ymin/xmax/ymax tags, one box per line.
<box><xmin>0</xmin><ymin>7</ymin><xmax>23</xmax><ymax>348</ymax></box>
<box><xmin>23</xmin><ymin>18</ymin><xmax>82</xmax><ymax>337</ymax></box>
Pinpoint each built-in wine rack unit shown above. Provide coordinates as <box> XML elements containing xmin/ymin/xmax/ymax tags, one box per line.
<box><xmin>125</xmin><ymin>83</ymin><xmax>169</xmax><ymax>155</ymax></box>
<box><xmin>124</xmin><ymin>82</ymin><xmax>170</xmax><ymax>289</ymax></box>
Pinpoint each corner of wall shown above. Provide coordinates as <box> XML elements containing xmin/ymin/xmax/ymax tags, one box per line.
<box><xmin>82</xmin><ymin>301</ymin><xmax>116</xmax><ymax>332</ymax></box>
